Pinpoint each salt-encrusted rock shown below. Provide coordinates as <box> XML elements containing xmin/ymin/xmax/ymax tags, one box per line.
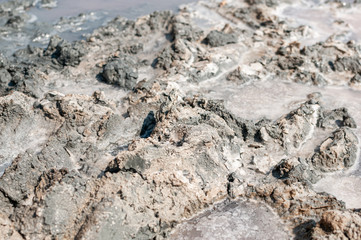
<box><xmin>312</xmin><ymin>210</ymin><xmax>361</xmax><ymax>240</ymax></box>
<box><xmin>203</xmin><ymin>30</ymin><xmax>238</xmax><ymax>47</ymax></box>
<box><xmin>310</xmin><ymin>128</ymin><xmax>358</xmax><ymax>172</ymax></box>
<box><xmin>101</xmin><ymin>55</ymin><xmax>139</xmax><ymax>89</ymax></box>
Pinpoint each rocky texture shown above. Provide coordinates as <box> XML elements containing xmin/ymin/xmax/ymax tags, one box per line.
<box><xmin>0</xmin><ymin>0</ymin><xmax>361</xmax><ymax>239</ymax></box>
<box><xmin>312</xmin><ymin>210</ymin><xmax>361</xmax><ymax>240</ymax></box>
<box><xmin>101</xmin><ymin>55</ymin><xmax>139</xmax><ymax>89</ymax></box>
<box><xmin>203</xmin><ymin>30</ymin><xmax>238</xmax><ymax>47</ymax></box>
<box><xmin>310</xmin><ymin>128</ymin><xmax>358</xmax><ymax>172</ymax></box>
<box><xmin>226</xmin><ymin>66</ymin><xmax>259</xmax><ymax>83</ymax></box>
<box><xmin>318</xmin><ymin>108</ymin><xmax>357</xmax><ymax>129</ymax></box>
<box><xmin>45</xmin><ymin>36</ymin><xmax>87</xmax><ymax>67</ymax></box>
<box><xmin>154</xmin><ymin>39</ymin><xmax>193</xmax><ymax>70</ymax></box>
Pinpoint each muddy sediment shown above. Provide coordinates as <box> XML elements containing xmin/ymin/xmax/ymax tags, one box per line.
<box><xmin>0</xmin><ymin>0</ymin><xmax>361</xmax><ymax>239</ymax></box>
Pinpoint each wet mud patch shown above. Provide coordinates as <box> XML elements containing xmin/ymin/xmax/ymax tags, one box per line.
<box><xmin>170</xmin><ymin>199</ymin><xmax>290</xmax><ymax>240</ymax></box>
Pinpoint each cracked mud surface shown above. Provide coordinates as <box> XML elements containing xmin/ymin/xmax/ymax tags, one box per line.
<box><xmin>0</xmin><ymin>0</ymin><xmax>361</xmax><ymax>239</ymax></box>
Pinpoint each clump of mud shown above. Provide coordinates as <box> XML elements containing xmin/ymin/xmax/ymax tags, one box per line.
<box><xmin>0</xmin><ymin>0</ymin><xmax>361</xmax><ymax>239</ymax></box>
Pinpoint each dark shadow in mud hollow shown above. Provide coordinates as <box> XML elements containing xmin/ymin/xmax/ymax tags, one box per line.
<box><xmin>140</xmin><ymin>111</ymin><xmax>156</xmax><ymax>138</ymax></box>
<box><xmin>293</xmin><ymin>219</ymin><xmax>316</xmax><ymax>240</ymax></box>
<box><xmin>95</xmin><ymin>72</ymin><xmax>123</xmax><ymax>88</ymax></box>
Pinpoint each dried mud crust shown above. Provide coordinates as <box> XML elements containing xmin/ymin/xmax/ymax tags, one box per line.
<box><xmin>0</xmin><ymin>0</ymin><xmax>361</xmax><ymax>239</ymax></box>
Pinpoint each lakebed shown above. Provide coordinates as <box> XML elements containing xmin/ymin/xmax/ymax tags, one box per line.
<box><xmin>0</xmin><ymin>0</ymin><xmax>361</xmax><ymax>239</ymax></box>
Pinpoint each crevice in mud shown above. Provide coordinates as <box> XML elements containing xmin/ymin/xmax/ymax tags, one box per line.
<box><xmin>16</xmin><ymin>229</ymin><xmax>26</xmax><ymax>240</ymax></box>
<box><xmin>241</xmin><ymin>123</ymin><xmax>249</xmax><ymax>142</ymax></box>
<box><xmin>140</xmin><ymin>111</ymin><xmax>157</xmax><ymax>138</ymax></box>
<box><xmin>72</xmin><ymin>185</ymin><xmax>105</xmax><ymax>240</ymax></box>
<box><xmin>99</xmin><ymin>159</ymin><xmax>120</xmax><ymax>177</ymax></box>
<box><xmin>95</xmin><ymin>73</ymin><xmax>106</xmax><ymax>84</ymax></box>
<box><xmin>0</xmin><ymin>188</ymin><xmax>19</xmax><ymax>208</ymax></box>
<box><xmin>120</xmin><ymin>167</ymin><xmax>147</xmax><ymax>180</ymax></box>
<box><xmin>226</xmin><ymin>173</ymin><xmax>235</xmax><ymax>198</ymax></box>
<box><xmin>109</xmin><ymin>144</ymin><xmax>129</xmax><ymax>156</ymax></box>
<box><xmin>34</xmin><ymin>168</ymin><xmax>69</xmax><ymax>202</ymax></box>
<box><xmin>293</xmin><ymin>220</ymin><xmax>316</xmax><ymax>240</ymax></box>
<box><xmin>188</xmin><ymin>98</ymin><xmax>247</xmax><ymax>139</ymax></box>
<box><xmin>73</xmin><ymin>196</ymin><xmax>105</xmax><ymax>240</ymax></box>
<box><xmin>101</xmin><ymin>159</ymin><xmax>147</xmax><ymax>181</ymax></box>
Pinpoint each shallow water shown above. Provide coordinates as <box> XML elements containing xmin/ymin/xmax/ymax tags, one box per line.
<box><xmin>0</xmin><ymin>0</ymin><xmax>198</xmax><ymax>55</ymax></box>
<box><xmin>276</xmin><ymin>0</ymin><xmax>361</xmax><ymax>45</ymax></box>
<box><xmin>29</xmin><ymin>0</ymin><xmax>197</xmax><ymax>42</ymax></box>
<box><xmin>29</xmin><ymin>0</ymin><xmax>197</xmax><ymax>22</ymax></box>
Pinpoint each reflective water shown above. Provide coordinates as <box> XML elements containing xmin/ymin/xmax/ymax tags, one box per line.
<box><xmin>29</xmin><ymin>0</ymin><xmax>197</xmax><ymax>22</ymax></box>
<box><xmin>276</xmin><ymin>0</ymin><xmax>361</xmax><ymax>45</ymax></box>
<box><xmin>0</xmin><ymin>0</ymin><xmax>197</xmax><ymax>55</ymax></box>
